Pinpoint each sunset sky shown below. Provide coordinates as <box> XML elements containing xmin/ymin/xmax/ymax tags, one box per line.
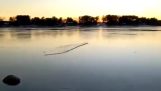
<box><xmin>0</xmin><ymin>0</ymin><xmax>161</xmax><ymax>19</ymax></box>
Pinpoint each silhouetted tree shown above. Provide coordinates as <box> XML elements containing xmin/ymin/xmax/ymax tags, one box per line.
<box><xmin>0</xmin><ymin>18</ymin><xmax>4</xmax><ymax>26</ymax></box>
<box><xmin>65</xmin><ymin>17</ymin><xmax>78</xmax><ymax>26</ymax></box>
<box><xmin>48</xmin><ymin>17</ymin><xmax>59</xmax><ymax>26</ymax></box>
<box><xmin>31</xmin><ymin>17</ymin><xmax>41</xmax><ymax>26</ymax></box>
<box><xmin>138</xmin><ymin>17</ymin><xmax>147</xmax><ymax>25</ymax></box>
<box><xmin>45</xmin><ymin>17</ymin><xmax>57</xmax><ymax>26</ymax></box>
<box><xmin>119</xmin><ymin>15</ymin><xmax>139</xmax><ymax>25</ymax></box>
<box><xmin>31</xmin><ymin>16</ymin><xmax>64</xmax><ymax>26</ymax></box>
<box><xmin>15</xmin><ymin>15</ymin><xmax>31</xmax><ymax>26</ymax></box>
<box><xmin>58</xmin><ymin>17</ymin><xmax>64</xmax><ymax>26</ymax></box>
<box><xmin>3</xmin><ymin>14</ymin><xmax>161</xmax><ymax>27</ymax></box>
<box><xmin>8</xmin><ymin>17</ymin><xmax>17</xmax><ymax>26</ymax></box>
<box><xmin>79</xmin><ymin>15</ymin><xmax>98</xmax><ymax>26</ymax></box>
<box><xmin>103</xmin><ymin>15</ymin><xmax>119</xmax><ymax>25</ymax></box>
<box><xmin>146</xmin><ymin>18</ymin><xmax>158</xmax><ymax>26</ymax></box>
<box><xmin>158</xmin><ymin>20</ymin><xmax>161</xmax><ymax>26</ymax></box>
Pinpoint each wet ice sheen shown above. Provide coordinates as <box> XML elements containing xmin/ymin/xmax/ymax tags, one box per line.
<box><xmin>1</xmin><ymin>27</ymin><xmax>161</xmax><ymax>91</ymax></box>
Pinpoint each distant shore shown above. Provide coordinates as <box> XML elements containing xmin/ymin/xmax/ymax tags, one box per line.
<box><xmin>0</xmin><ymin>15</ymin><xmax>161</xmax><ymax>27</ymax></box>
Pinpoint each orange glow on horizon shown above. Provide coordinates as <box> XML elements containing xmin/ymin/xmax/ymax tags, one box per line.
<box><xmin>0</xmin><ymin>0</ymin><xmax>161</xmax><ymax>20</ymax></box>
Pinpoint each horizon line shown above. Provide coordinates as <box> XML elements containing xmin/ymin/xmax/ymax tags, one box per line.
<box><xmin>1</xmin><ymin>14</ymin><xmax>161</xmax><ymax>21</ymax></box>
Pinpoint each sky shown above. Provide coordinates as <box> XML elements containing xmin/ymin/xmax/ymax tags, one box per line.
<box><xmin>0</xmin><ymin>0</ymin><xmax>161</xmax><ymax>19</ymax></box>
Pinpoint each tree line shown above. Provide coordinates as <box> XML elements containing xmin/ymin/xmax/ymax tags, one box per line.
<box><xmin>0</xmin><ymin>15</ymin><xmax>161</xmax><ymax>27</ymax></box>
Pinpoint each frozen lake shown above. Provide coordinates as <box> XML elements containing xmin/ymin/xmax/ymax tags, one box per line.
<box><xmin>1</xmin><ymin>27</ymin><xmax>161</xmax><ymax>91</ymax></box>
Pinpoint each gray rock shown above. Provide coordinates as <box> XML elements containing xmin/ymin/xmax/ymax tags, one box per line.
<box><xmin>2</xmin><ymin>75</ymin><xmax>21</xmax><ymax>86</ymax></box>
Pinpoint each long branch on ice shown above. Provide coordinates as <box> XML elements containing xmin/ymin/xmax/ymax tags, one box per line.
<box><xmin>44</xmin><ymin>43</ymin><xmax>88</xmax><ymax>56</ymax></box>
